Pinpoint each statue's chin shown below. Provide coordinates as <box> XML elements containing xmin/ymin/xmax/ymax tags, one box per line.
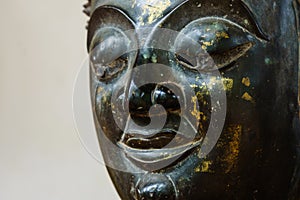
<box><xmin>132</xmin><ymin>173</ymin><xmax>177</xmax><ymax>200</ymax></box>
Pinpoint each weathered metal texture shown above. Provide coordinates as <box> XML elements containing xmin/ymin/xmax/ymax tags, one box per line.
<box><xmin>86</xmin><ymin>0</ymin><xmax>300</xmax><ymax>199</ymax></box>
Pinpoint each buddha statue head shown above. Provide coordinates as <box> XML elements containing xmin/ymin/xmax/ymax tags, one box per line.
<box><xmin>84</xmin><ymin>0</ymin><xmax>300</xmax><ymax>199</ymax></box>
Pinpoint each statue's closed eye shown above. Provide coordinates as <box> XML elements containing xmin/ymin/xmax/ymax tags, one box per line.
<box><xmin>87</xmin><ymin>7</ymin><xmax>137</xmax><ymax>81</ymax></box>
<box><xmin>174</xmin><ymin>17</ymin><xmax>255</xmax><ymax>71</ymax></box>
<box><xmin>89</xmin><ymin>27</ymin><xmax>133</xmax><ymax>81</ymax></box>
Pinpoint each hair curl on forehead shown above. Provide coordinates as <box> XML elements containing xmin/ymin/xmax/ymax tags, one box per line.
<box><xmin>83</xmin><ymin>0</ymin><xmax>92</xmax><ymax>16</ymax></box>
<box><xmin>83</xmin><ymin>0</ymin><xmax>91</xmax><ymax>29</ymax></box>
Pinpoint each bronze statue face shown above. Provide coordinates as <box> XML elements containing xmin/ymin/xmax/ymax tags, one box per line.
<box><xmin>85</xmin><ymin>0</ymin><xmax>300</xmax><ymax>199</ymax></box>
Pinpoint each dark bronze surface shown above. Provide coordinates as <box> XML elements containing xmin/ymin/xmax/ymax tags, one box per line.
<box><xmin>85</xmin><ymin>0</ymin><xmax>300</xmax><ymax>199</ymax></box>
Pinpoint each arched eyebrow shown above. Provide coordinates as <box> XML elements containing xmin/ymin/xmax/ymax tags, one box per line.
<box><xmin>88</xmin><ymin>0</ymin><xmax>188</xmax><ymax>27</ymax></box>
<box><xmin>159</xmin><ymin>0</ymin><xmax>269</xmax><ymax>41</ymax></box>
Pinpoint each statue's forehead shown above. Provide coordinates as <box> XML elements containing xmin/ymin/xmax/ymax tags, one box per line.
<box><xmin>91</xmin><ymin>0</ymin><xmax>185</xmax><ymax>26</ymax></box>
<box><xmin>89</xmin><ymin>0</ymin><xmax>279</xmax><ymax>38</ymax></box>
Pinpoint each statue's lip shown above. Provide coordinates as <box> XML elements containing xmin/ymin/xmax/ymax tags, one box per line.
<box><xmin>121</xmin><ymin>130</ymin><xmax>192</xmax><ymax>149</ymax></box>
<box><xmin>117</xmin><ymin>131</ymin><xmax>202</xmax><ymax>164</ymax></box>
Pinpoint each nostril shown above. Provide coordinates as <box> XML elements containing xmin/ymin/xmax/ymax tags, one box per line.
<box><xmin>129</xmin><ymin>83</ymin><xmax>182</xmax><ymax>116</ymax></box>
<box><xmin>153</xmin><ymin>85</ymin><xmax>182</xmax><ymax>112</ymax></box>
<box><xmin>129</xmin><ymin>83</ymin><xmax>183</xmax><ymax>127</ymax></box>
<box><xmin>129</xmin><ymin>84</ymin><xmax>156</xmax><ymax>126</ymax></box>
<box><xmin>129</xmin><ymin>84</ymin><xmax>155</xmax><ymax>111</ymax></box>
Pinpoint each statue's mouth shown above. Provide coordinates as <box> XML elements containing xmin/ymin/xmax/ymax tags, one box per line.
<box><xmin>117</xmin><ymin>129</ymin><xmax>202</xmax><ymax>166</ymax></box>
<box><xmin>123</xmin><ymin>130</ymin><xmax>191</xmax><ymax>149</ymax></box>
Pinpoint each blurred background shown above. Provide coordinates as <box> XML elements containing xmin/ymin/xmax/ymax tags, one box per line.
<box><xmin>0</xmin><ymin>0</ymin><xmax>119</xmax><ymax>199</ymax></box>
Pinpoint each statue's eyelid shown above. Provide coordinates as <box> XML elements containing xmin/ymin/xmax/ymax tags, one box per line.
<box><xmin>173</xmin><ymin>17</ymin><xmax>258</xmax><ymax>71</ymax></box>
<box><xmin>194</xmin><ymin>17</ymin><xmax>262</xmax><ymax>41</ymax></box>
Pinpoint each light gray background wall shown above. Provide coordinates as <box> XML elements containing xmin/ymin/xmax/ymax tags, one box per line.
<box><xmin>0</xmin><ymin>1</ymin><xmax>119</xmax><ymax>199</ymax></box>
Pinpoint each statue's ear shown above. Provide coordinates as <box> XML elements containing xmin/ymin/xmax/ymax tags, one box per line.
<box><xmin>86</xmin><ymin>6</ymin><xmax>135</xmax><ymax>52</ymax></box>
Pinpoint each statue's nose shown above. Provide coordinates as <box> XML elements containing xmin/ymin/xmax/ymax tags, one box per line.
<box><xmin>117</xmin><ymin>49</ymin><xmax>189</xmax><ymax>151</ymax></box>
<box><xmin>117</xmin><ymin>82</ymin><xmax>185</xmax><ymax>151</ymax></box>
<box><xmin>129</xmin><ymin>83</ymin><xmax>181</xmax><ymax>127</ymax></box>
<box><xmin>128</xmin><ymin>48</ymin><xmax>182</xmax><ymax>118</ymax></box>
